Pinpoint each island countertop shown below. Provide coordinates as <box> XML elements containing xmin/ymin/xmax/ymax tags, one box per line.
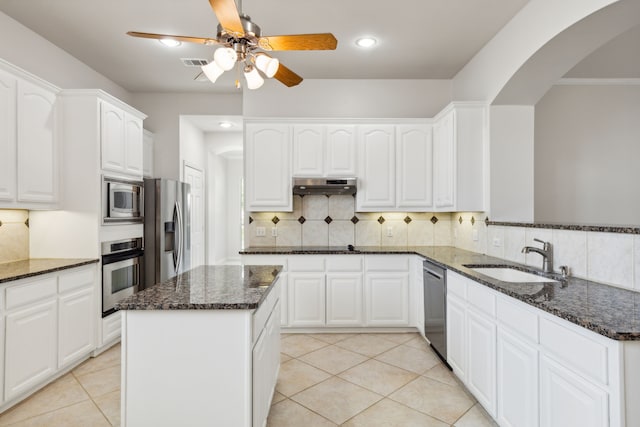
<box><xmin>115</xmin><ymin>265</ymin><xmax>282</xmax><ymax>311</ymax></box>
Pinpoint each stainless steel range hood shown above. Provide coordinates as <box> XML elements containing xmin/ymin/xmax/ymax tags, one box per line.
<box><xmin>292</xmin><ymin>177</ymin><xmax>357</xmax><ymax>196</ymax></box>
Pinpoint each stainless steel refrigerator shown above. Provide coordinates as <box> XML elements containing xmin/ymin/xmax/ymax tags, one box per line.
<box><xmin>144</xmin><ymin>178</ymin><xmax>191</xmax><ymax>288</ymax></box>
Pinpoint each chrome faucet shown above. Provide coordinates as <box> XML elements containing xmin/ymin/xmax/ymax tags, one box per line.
<box><xmin>521</xmin><ymin>238</ymin><xmax>554</xmax><ymax>273</ymax></box>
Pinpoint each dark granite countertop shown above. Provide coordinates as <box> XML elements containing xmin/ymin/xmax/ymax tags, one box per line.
<box><xmin>0</xmin><ymin>258</ymin><xmax>99</xmax><ymax>284</ymax></box>
<box><xmin>115</xmin><ymin>265</ymin><xmax>282</xmax><ymax>311</ymax></box>
<box><xmin>241</xmin><ymin>246</ymin><xmax>640</xmax><ymax>341</ymax></box>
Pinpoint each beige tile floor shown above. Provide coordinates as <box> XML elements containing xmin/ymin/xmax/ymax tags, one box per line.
<box><xmin>0</xmin><ymin>333</ymin><xmax>497</xmax><ymax>426</ymax></box>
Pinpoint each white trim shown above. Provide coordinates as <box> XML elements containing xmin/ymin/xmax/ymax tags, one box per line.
<box><xmin>555</xmin><ymin>78</ymin><xmax>640</xmax><ymax>86</ymax></box>
<box><xmin>0</xmin><ymin>58</ymin><xmax>61</xmax><ymax>93</ymax></box>
<box><xmin>243</xmin><ymin>117</ymin><xmax>433</xmax><ymax>125</ymax></box>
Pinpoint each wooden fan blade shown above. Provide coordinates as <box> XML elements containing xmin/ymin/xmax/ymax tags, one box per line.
<box><xmin>258</xmin><ymin>33</ymin><xmax>337</xmax><ymax>51</ymax></box>
<box><xmin>127</xmin><ymin>31</ymin><xmax>220</xmax><ymax>46</ymax></box>
<box><xmin>274</xmin><ymin>64</ymin><xmax>303</xmax><ymax>87</ymax></box>
<box><xmin>209</xmin><ymin>0</ymin><xmax>244</xmax><ymax>36</ymax></box>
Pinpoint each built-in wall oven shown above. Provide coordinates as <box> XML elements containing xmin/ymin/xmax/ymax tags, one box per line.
<box><xmin>102</xmin><ymin>237</ymin><xmax>144</xmax><ymax>317</ymax></box>
<box><xmin>102</xmin><ymin>176</ymin><xmax>144</xmax><ymax>224</ymax></box>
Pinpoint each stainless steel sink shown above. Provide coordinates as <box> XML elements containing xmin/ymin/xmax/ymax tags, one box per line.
<box><xmin>466</xmin><ymin>266</ymin><xmax>558</xmax><ymax>283</ymax></box>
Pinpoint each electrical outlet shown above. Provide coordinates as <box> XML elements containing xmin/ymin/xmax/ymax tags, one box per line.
<box><xmin>386</xmin><ymin>226</ymin><xmax>393</xmax><ymax>237</ymax></box>
<box><xmin>271</xmin><ymin>227</ymin><xmax>277</xmax><ymax>237</ymax></box>
<box><xmin>492</xmin><ymin>237</ymin><xmax>502</xmax><ymax>247</ymax></box>
<box><xmin>472</xmin><ymin>229</ymin><xmax>479</xmax><ymax>241</ymax></box>
<box><xmin>256</xmin><ymin>226</ymin><xmax>266</xmax><ymax>237</ymax></box>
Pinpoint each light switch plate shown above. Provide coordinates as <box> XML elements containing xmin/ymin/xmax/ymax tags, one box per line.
<box><xmin>472</xmin><ymin>229</ymin><xmax>479</xmax><ymax>241</ymax></box>
<box><xmin>386</xmin><ymin>226</ymin><xmax>393</xmax><ymax>237</ymax></box>
<box><xmin>271</xmin><ymin>227</ymin><xmax>277</xmax><ymax>237</ymax></box>
<box><xmin>256</xmin><ymin>226</ymin><xmax>266</xmax><ymax>237</ymax></box>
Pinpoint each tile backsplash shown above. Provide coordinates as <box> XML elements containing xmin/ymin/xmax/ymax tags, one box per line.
<box><xmin>0</xmin><ymin>209</ymin><xmax>29</xmax><ymax>264</ymax></box>
<box><xmin>248</xmin><ymin>195</ymin><xmax>454</xmax><ymax>248</ymax></box>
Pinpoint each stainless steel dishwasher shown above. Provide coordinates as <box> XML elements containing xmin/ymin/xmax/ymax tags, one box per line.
<box><xmin>423</xmin><ymin>260</ymin><xmax>450</xmax><ymax>368</ymax></box>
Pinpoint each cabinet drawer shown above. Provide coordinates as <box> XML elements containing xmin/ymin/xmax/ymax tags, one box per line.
<box><xmin>242</xmin><ymin>255</ymin><xmax>288</xmax><ymax>271</ymax></box>
<box><xmin>253</xmin><ymin>279</ymin><xmax>281</xmax><ymax>343</ymax></box>
<box><xmin>365</xmin><ymin>255</ymin><xmax>409</xmax><ymax>272</ymax></box>
<box><xmin>289</xmin><ymin>256</ymin><xmax>325</xmax><ymax>272</ymax></box>
<box><xmin>102</xmin><ymin>311</ymin><xmax>121</xmax><ymax>344</ymax></box>
<box><xmin>326</xmin><ymin>255</ymin><xmax>363</xmax><ymax>272</ymax></box>
<box><xmin>497</xmin><ymin>296</ymin><xmax>538</xmax><ymax>343</ymax></box>
<box><xmin>6</xmin><ymin>276</ymin><xmax>57</xmax><ymax>310</ymax></box>
<box><xmin>539</xmin><ymin>317</ymin><xmax>608</xmax><ymax>385</ymax></box>
<box><xmin>467</xmin><ymin>281</ymin><xmax>496</xmax><ymax>317</ymax></box>
<box><xmin>447</xmin><ymin>272</ymin><xmax>467</xmax><ymax>299</ymax></box>
<box><xmin>59</xmin><ymin>266</ymin><xmax>94</xmax><ymax>293</ymax></box>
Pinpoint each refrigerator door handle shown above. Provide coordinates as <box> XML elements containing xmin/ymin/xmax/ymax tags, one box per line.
<box><xmin>175</xmin><ymin>201</ymin><xmax>184</xmax><ymax>273</ymax></box>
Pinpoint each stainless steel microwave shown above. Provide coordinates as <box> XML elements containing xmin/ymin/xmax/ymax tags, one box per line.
<box><xmin>102</xmin><ymin>176</ymin><xmax>144</xmax><ymax>224</ymax></box>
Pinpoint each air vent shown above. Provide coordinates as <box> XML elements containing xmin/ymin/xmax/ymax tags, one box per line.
<box><xmin>181</xmin><ymin>58</ymin><xmax>209</xmax><ymax>67</ymax></box>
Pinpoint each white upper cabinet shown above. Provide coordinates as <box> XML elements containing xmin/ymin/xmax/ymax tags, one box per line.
<box><xmin>142</xmin><ymin>129</ymin><xmax>154</xmax><ymax>178</ymax></box>
<box><xmin>0</xmin><ymin>62</ymin><xmax>59</xmax><ymax>209</ymax></box>
<box><xmin>292</xmin><ymin>124</ymin><xmax>357</xmax><ymax>178</ymax></box>
<box><xmin>325</xmin><ymin>125</ymin><xmax>356</xmax><ymax>177</ymax></box>
<box><xmin>433</xmin><ymin>104</ymin><xmax>486</xmax><ymax>211</ymax></box>
<box><xmin>396</xmin><ymin>124</ymin><xmax>433</xmax><ymax>209</ymax></box>
<box><xmin>357</xmin><ymin>125</ymin><xmax>396</xmax><ymax>210</ymax></box>
<box><xmin>245</xmin><ymin>123</ymin><xmax>292</xmax><ymax>211</ymax></box>
<box><xmin>293</xmin><ymin>125</ymin><xmax>324</xmax><ymax>177</ymax></box>
<box><xmin>101</xmin><ymin>101</ymin><xmax>143</xmax><ymax>177</ymax></box>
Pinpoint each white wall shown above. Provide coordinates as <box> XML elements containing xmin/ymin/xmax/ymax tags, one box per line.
<box><xmin>535</xmin><ymin>84</ymin><xmax>640</xmax><ymax>224</ymax></box>
<box><xmin>131</xmin><ymin>93</ymin><xmax>242</xmax><ymax>180</ymax></box>
<box><xmin>179</xmin><ymin>118</ymin><xmax>206</xmax><ymax>179</ymax></box>
<box><xmin>225</xmin><ymin>156</ymin><xmax>243</xmax><ymax>263</ymax></box>
<box><xmin>489</xmin><ymin>106</ymin><xmax>535</xmax><ymax>222</ymax></box>
<box><xmin>243</xmin><ymin>79</ymin><xmax>451</xmax><ymax>118</ymax></box>
<box><xmin>0</xmin><ymin>11</ymin><xmax>130</xmax><ymax>102</ymax></box>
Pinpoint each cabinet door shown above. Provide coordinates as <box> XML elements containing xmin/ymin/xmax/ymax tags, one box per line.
<box><xmin>0</xmin><ymin>69</ymin><xmax>16</xmax><ymax>202</ymax></box>
<box><xmin>5</xmin><ymin>299</ymin><xmax>57</xmax><ymax>400</ymax></box>
<box><xmin>357</xmin><ymin>125</ymin><xmax>395</xmax><ymax>210</ymax></box>
<box><xmin>143</xmin><ymin>129</ymin><xmax>154</xmax><ymax>177</ymax></box>
<box><xmin>466</xmin><ymin>308</ymin><xmax>497</xmax><ymax>417</ymax></box>
<box><xmin>365</xmin><ymin>273</ymin><xmax>409</xmax><ymax>326</ymax></box>
<box><xmin>124</xmin><ymin>113</ymin><xmax>143</xmax><ymax>176</ymax></box>
<box><xmin>288</xmin><ymin>273</ymin><xmax>325</xmax><ymax>327</ymax></box>
<box><xmin>540</xmin><ymin>356</ymin><xmax>608</xmax><ymax>427</ymax></box>
<box><xmin>245</xmin><ymin>124</ymin><xmax>292</xmax><ymax>211</ymax></box>
<box><xmin>497</xmin><ymin>328</ymin><xmax>539</xmax><ymax>427</ymax></box>
<box><xmin>433</xmin><ymin>110</ymin><xmax>455</xmax><ymax>209</ymax></box>
<box><xmin>252</xmin><ymin>326</ymin><xmax>268</xmax><ymax>427</ymax></box>
<box><xmin>101</xmin><ymin>102</ymin><xmax>126</xmax><ymax>173</ymax></box>
<box><xmin>446</xmin><ymin>295</ymin><xmax>466</xmax><ymax>379</ymax></box>
<box><xmin>326</xmin><ymin>273</ymin><xmax>363</xmax><ymax>326</ymax></box>
<box><xmin>58</xmin><ymin>287</ymin><xmax>95</xmax><ymax>368</ymax></box>
<box><xmin>293</xmin><ymin>125</ymin><xmax>324</xmax><ymax>177</ymax></box>
<box><xmin>396</xmin><ymin>125</ymin><xmax>433</xmax><ymax>209</ymax></box>
<box><xmin>326</xmin><ymin>125</ymin><xmax>356</xmax><ymax>177</ymax></box>
<box><xmin>16</xmin><ymin>80</ymin><xmax>58</xmax><ymax>204</ymax></box>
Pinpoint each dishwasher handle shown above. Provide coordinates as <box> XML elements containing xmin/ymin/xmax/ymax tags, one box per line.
<box><xmin>424</xmin><ymin>267</ymin><xmax>443</xmax><ymax>280</ymax></box>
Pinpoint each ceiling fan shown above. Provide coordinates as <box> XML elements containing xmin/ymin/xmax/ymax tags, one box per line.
<box><xmin>127</xmin><ymin>0</ymin><xmax>338</xmax><ymax>89</ymax></box>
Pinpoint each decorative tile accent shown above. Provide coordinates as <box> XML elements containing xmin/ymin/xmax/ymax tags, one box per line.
<box><xmin>430</xmin><ymin>216</ymin><xmax>438</xmax><ymax>224</ymax></box>
<box><xmin>351</xmin><ymin>216</ymin><xmax>359</xmax><ymax>224</ymax></box>
<box><xmin>404</xmin><ymin>216</ymin><xmax>412</xmax><ymax>224</ymax></box>
<box><xmin>298</xmin><ymin>216</ymin><xmax>306</xmax><ymax>224</ymax></box>
<box><xmin>324</xmin><ymin>216</ymin><xmax>333</xmax><ymax>225</ymax></box>
<box><xmin>272</xmin><ymin>216</ymin><xmax>280</xmax><ymax>225</ymax></box>
<box><xmin>458</xmin><ymin>216</ymin><xmax>463</xmax><ymax>224</ymax></box>
<box><xmin>248</xmin><ymin>216</ymin><xmax>253</xmax><ymax>224</ymax></box>
<box><xmin>378</xmin><ymin>216</ymin><xmax>385</xmax><ymax>225</ymax></box>
<box><xmin>470</xmin><ymin>216</ymin><xmax>475</xmax><ymax>225</ymax></box>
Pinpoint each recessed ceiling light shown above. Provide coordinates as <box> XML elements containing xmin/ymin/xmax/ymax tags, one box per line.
<box><xmin>355</xmin><ymin>37</ymin><xmax>377</xmax><ymax>48</ymax></box>
<box><xmin>159</xmin><ymin>38</ymin><xmax>181</xmax><ymax>47</ymax></box>
<box><xmin>219</xmin><ymin>121</ymin><xmax>233</xmax><ymax>129</ymax></box>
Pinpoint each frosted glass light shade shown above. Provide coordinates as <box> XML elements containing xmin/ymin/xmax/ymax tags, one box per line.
<box><xmin>255</xmin><ymin>54</ymin><xmax>280</xmax><ymax>78</ymax></box>
<box><xmin>201</xmin><ymin>61</ymin><xmax>224</xmax><ymax>83</ymax></box>
<box><xmin>244</xmin><ymin>67</ymin><xmax>264</xmax><ymax>90</ymax></box>
<box><xmin>214</xmin><ymin>47</ymin><xmax>238</xmax><ymax>71</ymax></box>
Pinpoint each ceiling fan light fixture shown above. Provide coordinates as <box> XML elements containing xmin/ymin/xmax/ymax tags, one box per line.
<box><xmin>355</xmin><ymin>37</ymin><xmax>377</xmax><ymax>48</ymax></box>
<box><xmin>214</xmin><ymin>47</ymin><xmax>238</xmax><ymax>71</ymax></box>
<box><xmin>244</xmin><ymin>65</ymin><xmax>264</xmax><ymax>90</ymax></box>
<box><xmin>201</xmin><ymin>61</ymin><xmax>225</xmax><ymax>83</ymax></box>
<box><xmin>254</xmin><ymin>53</ymin><xmax>280</xmax><ymax>78</ymax></box>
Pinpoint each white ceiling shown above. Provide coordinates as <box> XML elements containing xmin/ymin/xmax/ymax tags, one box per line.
<box><xmin>0</xmin><ymin>0</ymin><xmax>531</xmax><ymax>93</ymax></box>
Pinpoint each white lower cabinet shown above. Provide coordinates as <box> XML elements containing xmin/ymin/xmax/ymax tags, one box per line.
<box><xmin>5</xmin><ymin>299</ymin><xmax>57</xmax><ymax>400</ymax></box>
<box><xmin>253</xmin><ymin>302</ymin><xmax>280</xmax><ymax>427</ymax></box>
<box><xmin>540</xmin><ymin>355</ymin><xmax>608</xmax><ymax>427</ymax></box>
<box><xmin>466</xmin><ymin>308</ymin><xmax>496</xmax><ymax>417</ymax></box>
<box><xmin>58</xmin><ymin>287</ymin><xmax>94</xmax><ymax>368</ymax></box>
<box><xmin>326</xmin><ymin>274</ymin><xmax>363</xmax><ymax>326</ymax></box>
<box><xmin>497</xmin><ymin>328</ymin><xmax>538</xmax><ymax>427</ymax></box>
<box><xmin>288</xmin><ymin>273</ymin><xmax>325</xmax><ymax>327</ymax></box>
<box><xmin>446</xmin><ymin>295</ymin><xmax>466</xmax><ymax>378</ymax></box>
<box><xmin>365</xmin><ymin>273</ymin><xmax>409</xmax><ymax>326</ymax></box>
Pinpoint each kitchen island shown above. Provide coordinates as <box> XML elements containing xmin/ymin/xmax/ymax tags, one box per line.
<box><xmin>115</xmin><ymin>265</ymin><xmax>282</xmax><ymax>427</ymax></box>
